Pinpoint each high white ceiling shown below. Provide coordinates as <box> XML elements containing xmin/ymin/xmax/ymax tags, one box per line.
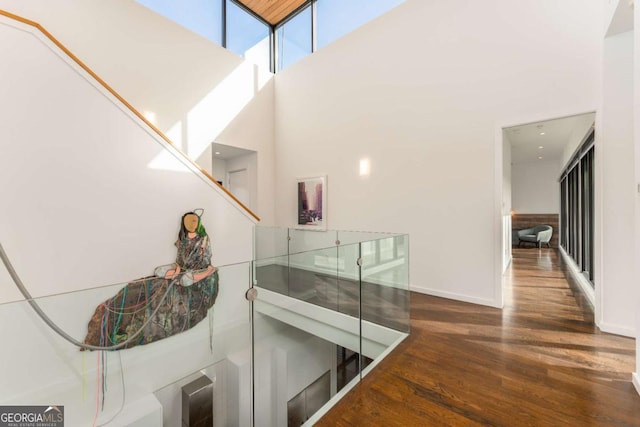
<box><xmin>505</xmin><ymin>113</ymin><xmax>595</xmax><ymax>165</ymax></box>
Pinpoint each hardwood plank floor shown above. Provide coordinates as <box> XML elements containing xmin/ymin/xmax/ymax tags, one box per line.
<box><xmin>316</xmin><ymin>248</ymin><xmax>640</xmax><ymax>426</ymax></box>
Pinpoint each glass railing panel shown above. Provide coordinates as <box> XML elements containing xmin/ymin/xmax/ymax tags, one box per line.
<box><xmin>349</xmin><ymin>233</ymin><xmax>402</xmax><ymax>268</ymax></box>
<box><xmin>0</xmin><ymin>261</ymin><xmax>252</xmax><ymax>427</ymax></box>
<box><xmin>288</xmin><ymin>228</ymin><xmax>338</xmax><ymax>255</ymax></box>
<box><xmin>335</xmin><ymin>242</ymin><xmax>361</xmax><ymax>320</ymax></box>
<box><xmin>336</xmin><ymin>230</ymin><xmax>403</xmax><ymax>247</ymax></box>
<box><xmin>253</xmin><ymin>254</ymin><xmax>290</xmax><ymax>296</ymax></box>
<box><xmin>288</xmin><ymin>246</ymin><xmax>339</xmax><ymax>309</ymax></box>
<box><xmin>359</xmin><ymin>234</ymin><xmax>410</xmax><ymax>376</ymax></box>
<box><xmin>254</xmin><ymin>225</ymin><xmax>289</xmax><ymax>261</ymax></box>
<box><xmin>359</xmin><ymin>234</ymin><xmax>410</xmax><ymax>334</ymax></box>
<box><xmin>334</xmin><ymin>241</ymin><xmax>366</xmax><ymax>388</ymax></box>
<box><xmin>252</xmin><ymin>242</ymin><xmax>362</xmax><ymax>427</ymax></box>
<box><xmin>254</xmin><ymin>226</ymin><xmax>290</xmax><ymax>296</ymax></box>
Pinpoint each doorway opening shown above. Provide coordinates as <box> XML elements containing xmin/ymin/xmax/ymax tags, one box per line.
<box><xmin>211</xmin><ymin>142</ymin><xmax>257</xmax><ymax>211</ymax></box>
<box><xmin>500</xmin><ymin>112</ymin><xmax>596</xmax><ymax>306</ymax></box>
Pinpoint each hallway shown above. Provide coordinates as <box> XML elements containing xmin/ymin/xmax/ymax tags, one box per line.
<box><xmin>317</xmin><ymin>248</ymin><xmax>640</xmax><ymax>426</ymax></box>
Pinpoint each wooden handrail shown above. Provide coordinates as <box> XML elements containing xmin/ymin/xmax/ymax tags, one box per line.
<box><xmin>0</xmin><ymin>9</ymin><xmax>260</xmax><ymax>222</ymax></box>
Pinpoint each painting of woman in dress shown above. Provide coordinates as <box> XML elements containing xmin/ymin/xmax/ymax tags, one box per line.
<box><xmin>83</xmin><ymin>210</ymin><xmax>218</xmax><ymax>350</ymax></box>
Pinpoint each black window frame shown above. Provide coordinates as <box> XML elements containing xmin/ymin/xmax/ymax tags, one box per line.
<box><xmin>560</xmin><ymin>129</ymin><xmax>595</xmax><ymax>284</ymax></box>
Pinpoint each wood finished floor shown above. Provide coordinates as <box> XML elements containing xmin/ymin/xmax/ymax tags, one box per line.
<box><xmin>316</xmin><ymin>248</ymin><xmax>640</xmax><ymax>426</ymax></box>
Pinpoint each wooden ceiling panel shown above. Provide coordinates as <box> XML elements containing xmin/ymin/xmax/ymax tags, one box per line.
<box><xmin>236</xmin><ymin>0</ymin><xmax>309</xmax><ymax>25</ymax></box>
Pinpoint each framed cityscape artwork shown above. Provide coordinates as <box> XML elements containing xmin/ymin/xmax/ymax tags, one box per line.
<box><xmin>296</xmin><ymin>175</ymin><xmax>327</xmax><ymax>230</ymax></box>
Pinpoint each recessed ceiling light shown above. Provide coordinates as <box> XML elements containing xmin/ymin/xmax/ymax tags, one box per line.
<box><xmin>540</xmin><ymin>132</ymin><xmax>545</xmax><ymax>135</ymax></box>
<box><xmin>538</xmin><ymin>156</ymin><xmax>543</xmax><ymax>159</ymax></box>
<box><xmin>538</xmin><ymin>146</ymin><xmax>544</xmax><ymax>149</ymax></box>
<box><xmin>215</xmin><ymin>151</ymin><xmax>221</xmax><ymax>155</ymax></box>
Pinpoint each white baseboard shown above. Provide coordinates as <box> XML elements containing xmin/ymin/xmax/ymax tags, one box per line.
<box><xmin>633</xmin><ymin>373</ymin><xmax>640</xmax><ymax>397</ymax></box>
<box><xmin>558</xmin><ymin>247</ymin><xmax>595</xmax><ymax>307</ymax></box>
<box><xmin>409</xmin><ymin>285</ymin><xmax>501</xmax><ymax>308</ymax></box>
<box><xmin>557</xmin><ymin>248</ymin><xmax>636</xmax><ymax>338</ymax></box>
<box><xmin>597</xmin><ymin>321</ymin><xmax>635</xmax><ymax>338</ymax></box>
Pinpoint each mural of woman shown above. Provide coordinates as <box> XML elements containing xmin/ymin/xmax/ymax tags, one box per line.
<box><xmin>83</xmin><ymin>210</ymin><xmax>219</xmax><ymax>350</ymax></box>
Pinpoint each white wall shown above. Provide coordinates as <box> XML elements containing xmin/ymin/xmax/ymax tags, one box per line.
<box><xmin>600</xmin><ymin>30</ymin><xmax>636</xmax><ymax>336</ymax></box>
<box><xmin>274</xmin><ymin>0</ymin><xmax>602</xmax><ymax>307</ymax></box>
<box><xmin>217</xmin><ymin>80</ymin><xmax>277</xmax><ymax>224</ymax></box>
<box><xmin>634</xmin><ymin>0</ymin><xmax>640</xmax><ymax>392</ymax></box>
<box><xmin>502</xmin><ymin>134</ymin><xmax>512</xmax><ymax>271</ymax></box>
<box><xmin>0</xmin><ymin>15</ymin><xmax>256</xmax><ymax>425</ymax></box>
<box><xmin>253</xmin><ymin>316</ymin><xmax>334</xmax><ymax>427</ymax></box>
<box><xmin>0</xmin><ymin>16</ymin><xmax>255</xmax><ymax>300</ymax></box>
<box><xmin>560</xmin><ymin>114</ymin><xmax>596</xmax><ymax>169</ymax></box>
<box><xmin>503</xmin><ymin>133</ymin><xmax>513</xmax><ymax>216</ymax></box>
<box><xmin>0</xmin><ymin>0</ymin><xmax>276</xmax><ymax>224</ymax></box>
<box><xmin>0</xmin><ymin>0</ymin><xmax>237</xmax><ymax>143</ymax></box>
<box><xmin>511</xmin><ymin>158</ymin><xmax>561</xmax><ymax>214</ymax></box>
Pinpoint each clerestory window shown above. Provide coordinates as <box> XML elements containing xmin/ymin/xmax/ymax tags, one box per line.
<box><xmin>136</xmin><ymin>0</ymin><xmax>405</xmax><ymax>72</ymax></box>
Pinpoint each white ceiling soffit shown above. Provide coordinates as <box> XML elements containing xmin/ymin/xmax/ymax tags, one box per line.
<box><xmin>505</xmin><ymin>113</ymin><xmax>595</xmax><ymax>165</ymax></box>
<box><xmin>212</xmin><ymin>142</ymin><xmax>255</xmax><ymax>160</ymax></box>
<box><xmin>606</xmin><ymin>0</ymin><xmax>634</xmax><ymax>37</ymax></box>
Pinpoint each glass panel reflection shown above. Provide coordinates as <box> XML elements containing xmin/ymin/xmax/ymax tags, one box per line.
<box><xmin>252</xmin><ymin>226</ymin><xmax>409</xmax><ymax>425</ymax></box>
<box><xmin>226</xmin><ymin>0</ymin><xmax>270</xmax><ymax>70</ymax></box>
<box><xmin>289</xmin><ymin>228</ymin><xmax>336</xmax><ymax>255</ymax></box>
<box><xmin>288</xmin><ymin>246</ymin><xmax>339</xmax><ymax>308</ymax></box>
<box><xmin>276</xmin><ymin>6</ymin><xmax>312</xmax><ymax>71</ymax></box>
<box><xmin>360</xmin><ymin>235</ymin><xmax>410</xmax><ymax>334</ymax></box>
